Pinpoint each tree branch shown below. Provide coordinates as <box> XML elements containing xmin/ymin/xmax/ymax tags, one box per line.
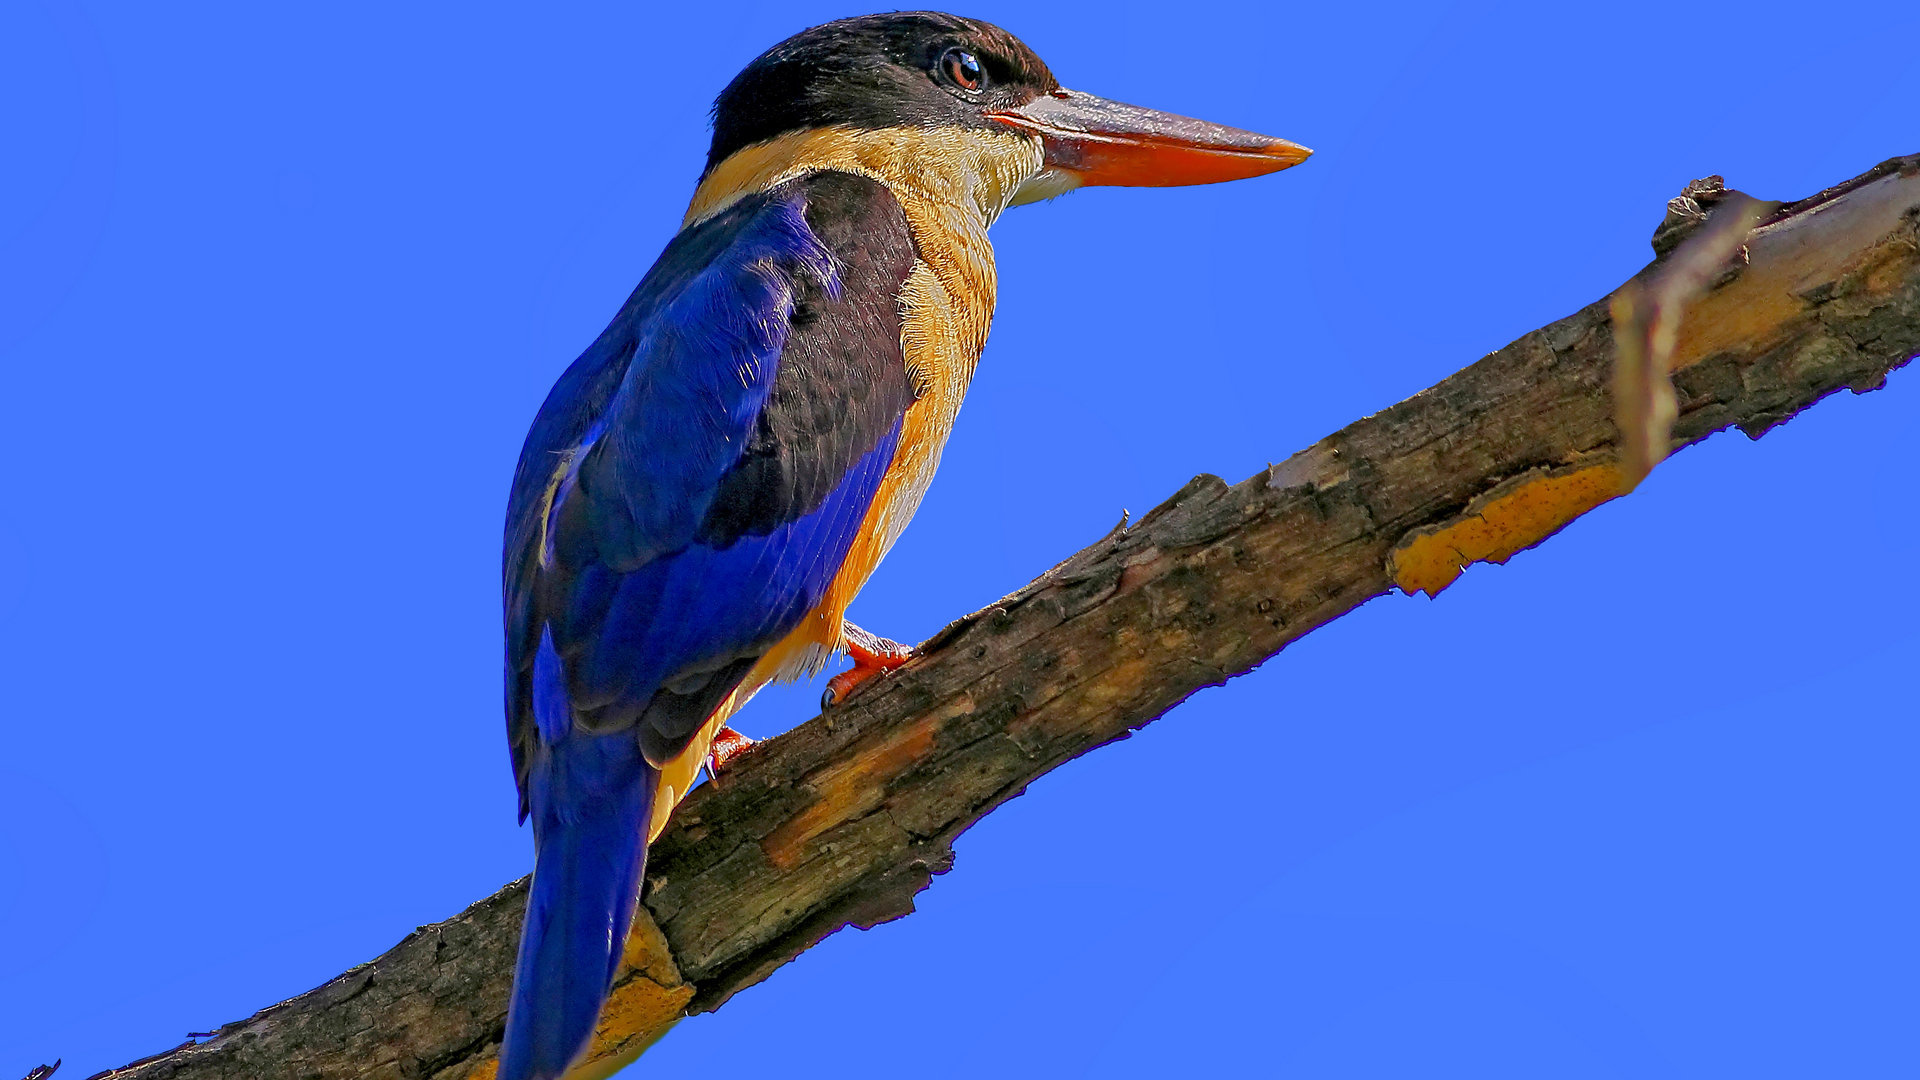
<box><xmin>88</xmin><ymin>153</ymin><xmax>1920</xmax><ymax>1080</ymax></box>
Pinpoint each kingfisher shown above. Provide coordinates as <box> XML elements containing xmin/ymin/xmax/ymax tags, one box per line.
<box><xmin>498</xmin><ymin>12</ymin><xmax>1308</xmax><ymax>1077</ymax></box>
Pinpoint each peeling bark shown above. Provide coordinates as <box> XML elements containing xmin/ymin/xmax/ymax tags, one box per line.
<box><xmin>86</xmin><ymin>153</ymin><xmax>1920</xmax><ymax>1080</ymax></box>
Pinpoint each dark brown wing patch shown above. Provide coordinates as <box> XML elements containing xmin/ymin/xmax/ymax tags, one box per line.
<box><xmin>695</xmin><ymin>170</ymin><xmax>919</xmax><ymax>548</ymax></box>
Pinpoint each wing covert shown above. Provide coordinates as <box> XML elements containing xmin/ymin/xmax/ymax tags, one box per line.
<box><xmin>504</xmin><ymin>170</ymin><xmax>919</xmax><ymax>816</ymax></box>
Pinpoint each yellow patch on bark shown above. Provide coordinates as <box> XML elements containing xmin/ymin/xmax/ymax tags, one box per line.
<box><xmin>761</xmin><ymin>716</ymin><xmax>940</xmax><ymax>871</ymax></box>
<box><xmin>1390</xmin><ymin>462</ymin><xmax>1627</xmax><ymax>598</ymax></box>
<box><xmin>565</xmin><ymin>909</ymin><xmax>694</xmax><ymax>1079</ymax></box>
<box><xmin>447</xmin><ymin>909</ymin><xmax>690</xmax><ymax>1080</ymax></box>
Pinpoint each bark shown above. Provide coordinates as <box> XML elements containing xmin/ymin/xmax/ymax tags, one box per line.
<box><xmin>83</xmin><ymin>153</ymin><xmax>1920</xmax><ymax>1080</ymax></box>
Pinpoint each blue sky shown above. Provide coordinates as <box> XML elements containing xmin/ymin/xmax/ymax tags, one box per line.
<box><xmin>3</xmin><ymin>2</ymin><xmax>1916</xmax><ymax>1077</ymax></box>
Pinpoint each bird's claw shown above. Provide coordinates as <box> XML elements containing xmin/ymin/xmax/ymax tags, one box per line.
<box><xmin>821</xmin><ymin>622</ymin><xmax>915</xmax><ymax>708</ymax></box>
<box><xmin>705</xmin><ymin>725</ymin><xmax>756</xmax><ymax>784</ymax></box>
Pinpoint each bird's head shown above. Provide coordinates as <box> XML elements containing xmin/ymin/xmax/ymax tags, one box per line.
<box><xmin>686</xmin><ymin>11</ymin><xmax>1309</xmax><ymax>227</ymax></box>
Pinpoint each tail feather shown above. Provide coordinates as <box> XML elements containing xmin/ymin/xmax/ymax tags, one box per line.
<box><xmin>499</xmin><ymin>727</ymin><xmax>657</xmax><ymax>1080</ymax></box>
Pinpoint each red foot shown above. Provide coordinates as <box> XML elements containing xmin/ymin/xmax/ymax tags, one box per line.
<box><xmin>705</xmin><ymin>725</ymin><xmax>756</xmax><ymax>782</ymax></box>
<box><xmin>821</xmin><ymin>622</ymin><xmax>915</xmax><ymax>707</ymax></box>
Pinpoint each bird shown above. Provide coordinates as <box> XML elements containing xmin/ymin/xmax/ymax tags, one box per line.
<box><xmin>497</xmin><ymin>11</ymin><xmax>1309</xmax><ymax>1078</ymax></box>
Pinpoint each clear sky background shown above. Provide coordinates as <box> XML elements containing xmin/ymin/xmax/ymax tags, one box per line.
<box><xmin>4</xmin><ymin>2</ymin><xmax>1917</xmax><ymax>1077</ymax></box>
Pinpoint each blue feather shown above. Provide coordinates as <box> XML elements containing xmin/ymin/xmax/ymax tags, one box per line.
<box><xmin>500</xmin><ymin>629</ymin><xmax>655</xmax><ymax>1080</ymax></box>
<box><xmin>566</xmin><ymin>418</ymin><xmax>900</xmax><ymax>712</ymax></box>
<box><xmin>498</xmin><ymin>173</ymin><xmax>915</xmax><ymax>1077</ymax></box>
<box><xmin>499</xmin><ymin>426</ymin><xmax>899</xmax><ymax>1076</ymax></box>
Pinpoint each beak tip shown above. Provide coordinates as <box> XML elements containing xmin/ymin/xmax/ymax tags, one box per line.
<box><xmin>1271</xmin><ymin>140</ymin><xmax>1312</xmax><ymax>165</ymax></box>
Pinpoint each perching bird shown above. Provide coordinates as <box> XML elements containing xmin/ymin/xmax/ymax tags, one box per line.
<box><xmin>498</xmin><ymin>12</ymin><xmax>1308</xmax><ymax>1078</ymax></box>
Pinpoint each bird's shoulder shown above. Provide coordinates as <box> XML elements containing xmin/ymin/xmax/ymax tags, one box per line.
<box><xmin>504</xmin><ymin>169</ymin><xmax>918</xmax><ymax>573</ymax></box>
<box><xmin>698</xmin><ymin>169</ymin><xmax>923</xmax><ymax>544</ymax></box>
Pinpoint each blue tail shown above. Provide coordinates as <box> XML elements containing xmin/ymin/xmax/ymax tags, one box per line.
<box><xmin>500</xmin><ymin>640</ymin><xmax>657</xmax><ymax>1080</ymax></box>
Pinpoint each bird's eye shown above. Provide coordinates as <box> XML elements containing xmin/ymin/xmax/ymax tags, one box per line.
<box><xmin>940</xmin><ymin>48</ymin><xmax>984</xmax><ymax>91</ymax></box>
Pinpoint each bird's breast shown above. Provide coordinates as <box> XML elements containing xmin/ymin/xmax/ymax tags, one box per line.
<box><xmin>765</xmin><ymin>186</ymin><xmax>999</xmax><ymax>682</ymax></box>
<box><xmin>684</xmin><ymin>123</ymin><xmax>1041</xmax><ymax>639</ymax></box>
<box><xmin>644</xmin><ymin>179</ymin><xmax>1007</xmax><ymax>839</ymax></box>
<box><xmin>642</xmin><ymin>129</ymin><xmax>1034</xmax><ymax>834</ymax></box>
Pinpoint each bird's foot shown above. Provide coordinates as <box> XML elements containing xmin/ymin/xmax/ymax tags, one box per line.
<box><xmin>821</xmin><ymin>622</ymin><xmax>915</xmax><ymax>707</ymax></box>
<box><xmin>705</xmin><ymin>725</ymin><xmax>756</xmax><ymax>782</ymax></box>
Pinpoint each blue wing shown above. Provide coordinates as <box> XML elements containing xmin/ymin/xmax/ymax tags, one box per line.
<box><xmin>498</xmin><ymin>171</ymin><xmax>917</xmax><ymax>1080</ymax></box>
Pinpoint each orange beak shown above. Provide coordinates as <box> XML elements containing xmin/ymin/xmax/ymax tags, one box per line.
<box><xmin>989</xmin><ymin>88</ymin><xmax>1310</xmax><ymax>200</ymax></box>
